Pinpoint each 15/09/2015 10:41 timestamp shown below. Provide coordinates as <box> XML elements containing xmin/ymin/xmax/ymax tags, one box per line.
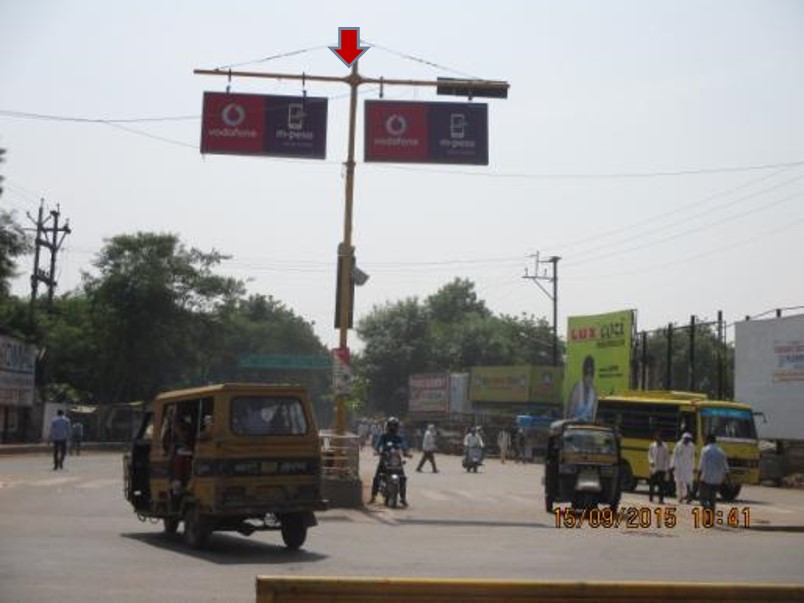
<box><xmin>553</xmin><ymin>506</ymin><xmax>751</xmax><ymax>529</ymax></box>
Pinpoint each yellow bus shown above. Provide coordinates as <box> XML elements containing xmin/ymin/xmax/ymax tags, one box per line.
<box><xmin>596</xmin><ymin>390</ymin><xmax>759</xmax><ymax>501</ymax></box>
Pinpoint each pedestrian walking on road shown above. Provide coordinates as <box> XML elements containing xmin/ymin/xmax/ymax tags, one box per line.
<box><xmin>513</xmin><ymin>428</ymin><xmax>526</xmax><ymax>464</ymax></box>
<box><xmin>50</xmin><ymin>409</ymin><xmax>71</xmax><ymax>470</ymax></box>
<box><xmin>497</xmin><ymin>428</ymin><xmax>511</xmax><ymax>463</ymax></box>
<box><xmin>671</xmin><ymin>432</ymin><xmax>695</xmax><ymax>503</ymax></box>
<box><xmin>416</xmin><ymin>424</ymin><xmax>439</xmax><ymax>473</ymax></box>
<box><xmin>697</xmin><ymin>434</ymin><xmax>731</xmax><ymax>512</ymax></box>
<box><xmin>648</xmin><ymin>431</ymin><xmax>670</xmax><ymax>503</ymax></box>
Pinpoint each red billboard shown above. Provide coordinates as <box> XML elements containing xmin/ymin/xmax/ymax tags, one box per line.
<box><xmin>200</xmin><ymin>92</ymin><xmax>328</xmax><ymax>159</ymax></box>
<box><xmin>364</xmin><ymin>100</ymin><xmax>488</xmax><ymax>165</ymax></box>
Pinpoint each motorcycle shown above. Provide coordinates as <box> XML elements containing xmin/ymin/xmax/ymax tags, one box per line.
<box><xmin>377</xmin><ymin>443</ymin><xmax>406</xmax><ymax>507</ymax></box>
<box><xmin>462</xmin><ymin>445</ymin><xmax>483</xmax><ymax>472</ymax></box>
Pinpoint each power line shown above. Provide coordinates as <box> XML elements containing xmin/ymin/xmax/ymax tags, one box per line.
<box><xmin>366</xmin><ymin>160</ymin><xmax>804</xmax><ymax>180</ymax></box>
<box><xmin>564</xmin><ymin>189</ymin><xmax>804</xmax><ymax>268</ymax></box>
<box><xmin>546</xmin><ymin>165</ymin><xmax>800</xmax><ymax>255</ymax></box>
<box><xmin>4</xmin><ymin>109</ymin><xmax>803</xmax><ymax>179</ymax></box>
<box><xmin>563</xmin><ymin>172</ymin><xmax>804</xmax><ymax>264</ymax></box>
<box><xmin>564</xmin><ymin>212</ymin><xmax>804</xmax><ymax>280</ymax></box>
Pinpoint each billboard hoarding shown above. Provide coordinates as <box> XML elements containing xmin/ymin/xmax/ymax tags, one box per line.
<box><xmin>563</xmin><ymin>310</ymin><xmax>634</xmax><ymax>420</ymax></box>
<box><xmin>735</xmin><ymin>314</ymin><xmax>804</xmax><ymax>440</ymax></box>
<box><xmin>364</xmin><ymin>100</ymin><xmax>488</xmax><ymax>165</ymax></box>
<box><xmin>201</xmin><ymin>92</ymin><xmax>328</xmax><ymax>159</ymax></box>
<box><xmin>469</xmin><ymin>366</ymin><xmax>562</xmax><ymax>404</ymax></box>
<box><xmin>0</xmin><ymin>335</ymin><xmax>36</xmax><ymax>408</ymax></box>
<box><xmin>409</xmin><ymin>373</ymin><xmax>450</xmax><ymax>415</ymax></box>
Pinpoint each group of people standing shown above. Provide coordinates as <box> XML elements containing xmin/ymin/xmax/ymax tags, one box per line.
<box><xmin>648</xmin><ymin>431</ymin><xmax>731</xmax><ymax>509</ymax></box>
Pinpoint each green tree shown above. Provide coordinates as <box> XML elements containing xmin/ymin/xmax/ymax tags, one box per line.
<box><xmin>0</xmin><ymin>210</ymin><xmax>31</xmax><ymax>300</ymax></box>
<box><xmin>356</xmin><ymin>297</ymin><xmax>433</xmax><ymax>415</ymax></box>
<box><xmin>82</xmin><ymin>232</ymin><xmax>244</xmax><ymax>402</ymax></box>
<box><xmin>356</xmin><ymin>279</ymin><xmax>560</xmax><ymax>417</ymax></box>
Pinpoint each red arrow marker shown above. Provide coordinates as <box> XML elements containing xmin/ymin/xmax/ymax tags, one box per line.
<box><xmin>330</xmin><ymin>27</ymin><xmax>369</xmax><ymax>67</ymax></box>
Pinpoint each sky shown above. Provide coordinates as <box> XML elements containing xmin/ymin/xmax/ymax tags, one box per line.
<box><xmin>1</xmin><ymin>0</ymin><xmax>803</xmax><ymax>351</ymax></box>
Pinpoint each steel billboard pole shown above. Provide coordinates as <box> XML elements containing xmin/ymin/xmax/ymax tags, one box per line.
<box><xmin>334</xmin><ymin>63</ymin><xmax>360</xmax><ymax>434</ymax></box>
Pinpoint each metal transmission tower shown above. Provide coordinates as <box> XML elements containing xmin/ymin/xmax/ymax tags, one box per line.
<box><xmin>523</xmin><ymin>253</ymin><xmax>560</xmax><ymax>366</ymax></box>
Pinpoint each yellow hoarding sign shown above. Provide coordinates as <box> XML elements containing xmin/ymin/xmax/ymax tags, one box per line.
<box><xmin>563</xmin><ymin>310</ymin><xmax>633</xmax><ymax>420</ymax></box>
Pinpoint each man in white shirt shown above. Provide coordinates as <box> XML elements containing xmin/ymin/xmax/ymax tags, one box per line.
<box><xmin>416</xmin><ymin>424</ymin><xmax>439</xmax><ymax>473</ymax></box>
<box><xmin>647</xmin><ymin>431</ymin><xmax>670</xmax><ymax>504</ymax></box>
<box><xmin>671</xmin><ymin>432</ymin><xmax>696</xmax><ymax>504</ymax></box>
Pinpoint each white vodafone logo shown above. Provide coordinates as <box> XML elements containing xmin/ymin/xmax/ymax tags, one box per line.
<box><xmin>385</xmin><ymin>114</ymin><xmax>407</xmax><ymax>136</ymax></box>
<box><xmin>221</xmin><ymin>103</ymin><xmax>246</xmax><ymax>127</ymax></box>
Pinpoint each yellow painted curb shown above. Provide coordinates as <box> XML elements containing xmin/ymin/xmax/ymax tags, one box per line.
<box><xmin>256</xmin><ymin>576</ymin><xmax>804</xmax><ymax>603</ymax></box>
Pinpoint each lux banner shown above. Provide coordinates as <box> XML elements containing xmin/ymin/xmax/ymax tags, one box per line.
<box><xmin>563</xmin><ymin>310</ymin><xmax>634</xmax><ymax>421</ymax></box>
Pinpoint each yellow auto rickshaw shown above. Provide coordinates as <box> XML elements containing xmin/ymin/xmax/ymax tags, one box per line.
<box><xmin>543</xmin><ymin>419</ymin><xmax>621</xmax><ymax>512</ymax></box>
<box><xmin>123</xmin><ymin>383</ymin><xmax>327</xmax><ymax>549</ymax></box>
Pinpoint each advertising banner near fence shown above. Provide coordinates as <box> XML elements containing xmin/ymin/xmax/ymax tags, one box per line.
<box><xmin>470</xmin><ymin>366</ymin><xmax>531</xmax><ymax>402</ymax></box>
<box><xmin>409</xmin><ymin>373</ymin><xmax>450</xmax><ymax>415</ymax></box>
<box><xmin>0</xmin><ymin>335</ymin><xmax>36</xmax><ymax>408</ymax></box>
<box><xmin>735</xmin><ymin>314</ymin><xmax>804</xmax><ymax>439</ymax></box>
<box><xmin>470</xmin><ymin>365</ymin><xmax>563</xmax><ymax>404</ymax></box>
<box><xmin>563</xmin><ymin>310</ymin><xmax>634</xmax><ymax>420</ymax></box>
<box><xmin>364</xmin><ymin>100</ymin><xmax>488</xmax><ymax>165</ymax></box>
<box><xmin>201</xmin><ymin>92</ymin><xmax>328</xmax><ymax>158</ymax></box>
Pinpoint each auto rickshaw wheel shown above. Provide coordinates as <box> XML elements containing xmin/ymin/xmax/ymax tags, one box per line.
<box><xmin>280</xmin><ymin>513</ymin><xmax>307</xmax><ymax>550</ymax></box>
<box><xmin>163</xmin><ymin>517</ymin><xmax>179</xmax><ymax>534</ymax></box>
<box><xmin>183</xmin><ymin>507</ymin><xmax>211</xmax><ymax>549</ymax></box>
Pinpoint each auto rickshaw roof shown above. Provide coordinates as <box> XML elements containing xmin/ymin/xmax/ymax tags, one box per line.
<box><xmin>153</xmin><ymin>382</ymin><xmax>309</xmax><ymax>403</ymax></box>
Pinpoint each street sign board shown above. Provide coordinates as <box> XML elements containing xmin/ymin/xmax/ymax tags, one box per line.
<box><xmin>364</xmin><ymin>100</ymin><xmax>488</xmax><ymax>165</ymax></box>
<box><xmin>201</xmin><ymin>92</ymin><xmax>328</xmax><ymax>159</ymax></box>
<box><xmin>238</xmin><ymin>354</ymin><xmax>332</xmax><ymax>370</ymax></box>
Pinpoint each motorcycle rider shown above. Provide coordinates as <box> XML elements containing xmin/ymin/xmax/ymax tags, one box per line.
<box><xmin>369</xmin><ymin>417</ymin><xmax>411</xmax><ymax>506</ymax></box>
<box><xmin>463</xmin><ymin>426</ymin><xmax>485</xmax><ymax>469</ymax></box>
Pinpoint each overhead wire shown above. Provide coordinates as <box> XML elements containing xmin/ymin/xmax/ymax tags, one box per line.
<box><xmin>562</xmin><ymin>171</ymin><xmax>804</xmax><ymax>265</ymax></box>
<box><xmin>564</xmin><ymin>212</ymin><xmax>804</xmax><ymax>280</ymax></box>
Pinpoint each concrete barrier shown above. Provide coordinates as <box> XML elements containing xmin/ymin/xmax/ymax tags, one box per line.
<box><xmin>256</xmin><ymin>576</ymin><xmax>804</xmax><ymax>603</ymax></box>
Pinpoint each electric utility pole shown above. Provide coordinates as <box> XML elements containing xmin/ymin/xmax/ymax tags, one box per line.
<box><xmin>26</xmin><ymin>200</ymin><xmax>71</xmax><ymax>325</ymax></box>
<box><xmin>195</xmin><ymin>44</ymin><xmax>508</xmax><ymax>435</ymax></box>
<box><xmin>523</xmin><ymin>253</ymin><xmax>560</xmax><ymax>366</ymax></box>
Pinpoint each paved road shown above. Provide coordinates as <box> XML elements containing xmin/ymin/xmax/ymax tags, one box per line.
<box><xmin>1</xmin><ymin>449</ymin><xmax>803</xmax><ymax>603</ymax></box>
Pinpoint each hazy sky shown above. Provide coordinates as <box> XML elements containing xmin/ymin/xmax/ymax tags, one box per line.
<box><xmin>2</xmin><ymin>0</ymin><xmax>803</xmax><ymax>351</ymax></box>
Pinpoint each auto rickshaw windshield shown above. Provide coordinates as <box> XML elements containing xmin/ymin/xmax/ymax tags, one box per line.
<box><xmin>562</xmin><ymin>429</ymin><xmax>616</xmax><ymax>455</ymax></box>
<box><xmin>231</xmin><ymin>396</ymin><xmax>308</xmax><ymax>436</ymax></box>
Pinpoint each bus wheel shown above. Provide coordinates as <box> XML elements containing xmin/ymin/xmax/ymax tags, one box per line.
<box><xmin>720</xmin><ymin>483</ymin><xmax>742</xmax><ymax>502</ymax></box>
<box><xmin>619</xmin><ymin>462</ymin><xmax>637</xmax><ymax>492</ymax></box>
<box><xmin>281</xmin><ymin>513</ymin><xmax>307</xmax><ymax>551</ymax></box>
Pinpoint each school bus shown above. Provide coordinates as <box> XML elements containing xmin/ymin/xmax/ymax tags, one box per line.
<box><xmin>596</xmin><ymin>390</ymin><xmax>759</xmax><ymax>501</ymax></box>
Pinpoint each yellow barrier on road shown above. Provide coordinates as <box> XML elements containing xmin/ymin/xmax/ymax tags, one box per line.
<box><xmin>256</xmin><ymin>576</ymin><xmax>804</xmax><ymax>603</ymax></box>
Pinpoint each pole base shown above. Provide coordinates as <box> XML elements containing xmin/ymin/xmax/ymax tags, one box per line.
<box><xmin>321</xmin><ymin>477</ymin><xmax>363</xmax><ymax>508</ymax></box>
